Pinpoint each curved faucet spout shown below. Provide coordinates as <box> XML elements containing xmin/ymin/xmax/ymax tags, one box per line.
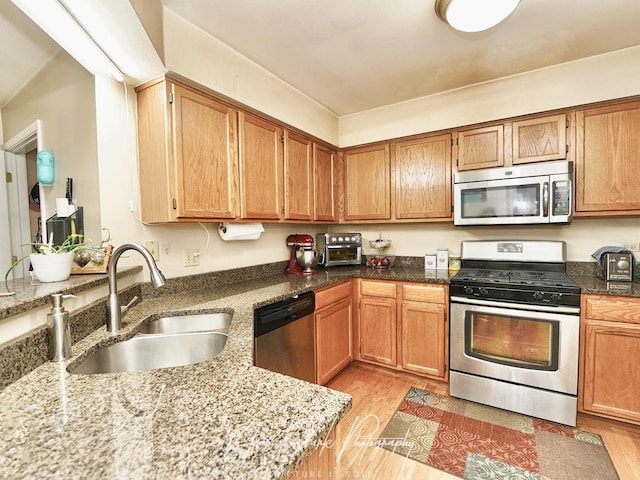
<box><xmin>107</xmin><ymin>243</ymin><xmax>166</xmax><ymax>334</ymax></box>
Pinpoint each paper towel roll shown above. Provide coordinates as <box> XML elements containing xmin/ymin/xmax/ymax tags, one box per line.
<box><xmin>56</xmin><ymin>198</ymin><xmax>70</xmax><ymax>217</ymax></box>
<box><xmin>218</xmin><ymin>222</ymin><xmax>264</xmax><ymax>241</ymax></box>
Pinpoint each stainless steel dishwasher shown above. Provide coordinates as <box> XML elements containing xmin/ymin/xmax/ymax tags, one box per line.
<box><xmin>254</xmin><ymin>291</ymin><xmax>315</xmax><ymax>383</ymax></box>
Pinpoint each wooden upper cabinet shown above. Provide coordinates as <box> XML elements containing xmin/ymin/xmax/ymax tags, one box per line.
<box><xmin>136</xmin><ymin>79</ymin><xmax>239</xmax><ymax>223</ymax></box>
<box><xmin>394</xmin><ymin>134</ymin><xmax>452</xmax><ymax>219</ymax></box>
<box><xmin>576</xmin><ymin>100</ymin><xmax>640</xmax><ymax>215</ymax></box>
<box><xmin>457</xmin><ymin>125</ymin><xmax>504</xmax><ymax>171</ymax></box>
<box><xmin>343</xmin><ymin>144</ymin><xmax>391</xmax><ymax>221</ymax></box>
<box><xmin>238</xmin><ymin>112</ymin><xmax>283</xmax><ymax>220</ymax></box>
<box><xmin>172</xmin><ymin>84</ymin><xmax>239</xmax><ymax>219</ymax></box>
<box><xmin>512</xmin><ymin>114</ymin><xmax>567</xmax><ymax>165</ymax></box>
<box><xmin>283</xmin><ymin>130</ymin><xmax>313</xmax><ymax>221</ymax></box>
<box><xmin>314</xmin><ymin>144</ymin><xmax>336</xmax><ymax>222</ymax></box>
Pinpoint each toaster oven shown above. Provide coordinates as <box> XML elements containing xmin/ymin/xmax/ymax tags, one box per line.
<box><xmin>316</xmin><ymin>233</ymin><xmax>362</xmax><ymax>267</ymax></box>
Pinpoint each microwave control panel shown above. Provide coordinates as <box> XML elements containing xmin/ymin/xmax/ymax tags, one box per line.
<box><xmin>552</xmin><ymin>180</ymin><xmax>571</xmax><ymax>215</ymax></box>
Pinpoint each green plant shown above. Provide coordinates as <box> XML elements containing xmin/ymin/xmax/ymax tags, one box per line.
<box><xmin>4</xmin><ymin>233</ymin><xmax>92</xmax><ymax>288</ymax></box>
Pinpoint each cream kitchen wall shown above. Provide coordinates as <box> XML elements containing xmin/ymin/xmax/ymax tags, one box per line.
<box><xmin>161</xmin><ymin>8</ymin><xmax>340</xmax><ymax>146</ymax></box>
<box><xmin>340</xmin><ymin>45</ymin><xmax>640</xmax><ymax>147</ymax></box>
<box><xmin>345</xmin><ymin>218</ymin><xmax>640</xmax><ymax>264</ymax></box>
<box><xmin>2</xmin><ymin>50</ymin><xmax>102</xmax><ymax>246</ymax></box>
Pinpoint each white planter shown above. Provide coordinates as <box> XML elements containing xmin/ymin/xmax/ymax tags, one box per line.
<box><xmin>29</xmin><ymin>252</ymin><xmax>75</xmax><ymax>283</ymax></box>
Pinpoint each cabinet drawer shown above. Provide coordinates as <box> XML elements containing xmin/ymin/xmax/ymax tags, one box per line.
<box><xmin>584</xmin><ymin>296</ymin><xmax>640</xmax><ymax>324</ymax></box>
<box><xmin>402</xmin><ymin>284</ymin><xmax>445</xmax><ymax>304</ymax></box>
<box><xmin>315</xmin><ymin>280</ymin><xmax>352</xmax><ymax>309</ymax></box>
<box><xmin>360</xmin><ymin>280</ymin><xmax>397</xmax><ymax>298</ymax></box>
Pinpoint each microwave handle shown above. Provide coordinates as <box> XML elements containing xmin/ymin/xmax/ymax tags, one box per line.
<box><xmin>542</xmin><ymin>181</ymin><xmax>549</xmax><ymax>217</ymax></box>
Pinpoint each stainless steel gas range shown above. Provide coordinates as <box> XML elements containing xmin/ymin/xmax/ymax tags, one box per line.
<box><xmin>449</xmin><ymin>240</ymin><xmax>581</xmax><ymax>426</ymax></box>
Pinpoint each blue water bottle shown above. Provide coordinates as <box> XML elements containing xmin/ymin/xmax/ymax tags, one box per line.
<box><xmin>37</xmin><ymin>150</ymin><xmax>55</xmax><ymax>185</ymax></box>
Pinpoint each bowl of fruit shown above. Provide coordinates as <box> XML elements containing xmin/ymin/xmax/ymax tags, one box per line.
<box><xmin>366</xmin><ymin>254</ymin><xmax>395</xmax><ymax>269</ymax></box>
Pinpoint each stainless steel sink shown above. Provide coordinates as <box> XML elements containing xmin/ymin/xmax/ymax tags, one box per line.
<box><xmin>138</xmin><ymin>312</ymin><xmax>232</xmax><ymax>335</ymax></box>
<box><xmin>69</xmin><ymin>332</ymin><xmax>228</xmax><ymax>374</ymax></box>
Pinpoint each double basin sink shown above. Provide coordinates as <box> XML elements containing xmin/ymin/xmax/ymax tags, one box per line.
<box><xmin>69</xmin><ymin>312</ymin><xmax>232</xmax><ymax>375</ymax></box>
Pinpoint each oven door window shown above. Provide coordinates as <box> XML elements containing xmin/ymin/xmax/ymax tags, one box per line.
<box><xmin>464</xmin><ymin>311</ymin><xmax>559</xmax><ymax>370</ymax></box>
<box><xmin>327</xmin><ymin>246</ymin><xmax>358</xmax><ymax>262</ymax></box>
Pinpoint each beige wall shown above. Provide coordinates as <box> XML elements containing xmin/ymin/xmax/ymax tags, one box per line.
<box><xmin>340</xmin><ymin>45</ymin><xmax>640</xmax><ymax>147</ymax></box>
<box><xmin>162</xmin><ymin>8</ymin><xmax>340</xmax><ymax>146</ymax></box>
<box><xmin>2</xmin><ymin>50</ymin><xmax>102</xmax><ymax>245</ymax></box>
<box><xmin>341</xmin><ymin>218</ymin><xmax>640</xmax><ymax>264</ymax></box>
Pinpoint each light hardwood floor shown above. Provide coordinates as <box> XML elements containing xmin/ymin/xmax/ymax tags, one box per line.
<box><xmin>326</xmin><ymin>362</ymin><xmax>640</xmax><ymax>480</ymax></box>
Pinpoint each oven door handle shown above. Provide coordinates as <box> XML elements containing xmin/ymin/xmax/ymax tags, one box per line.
<box><xmin>450</xmin><ymin>296</ymin><xmax>580</xmax><ymax>315</ymax></box>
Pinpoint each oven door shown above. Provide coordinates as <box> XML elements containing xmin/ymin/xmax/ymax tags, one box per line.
<box><xmin>450</xmin><ymin>297</ymin><xmax>579</xmax><ymax>395</ymax></box>
<box><xmin>323</xmin><ymin>244</ymin><xmax>362</xmax><ymax>266</ymax></box>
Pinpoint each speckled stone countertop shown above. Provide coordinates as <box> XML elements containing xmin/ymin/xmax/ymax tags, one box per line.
<box><xmin>0</xmin><ymin>265</ymin><xmax>453</xmax><ymax>480</ymax></box>
<box><xmin>0</xmin><ymin>266</ymin><xmax>141</xmax><ymax>320</ymax></box>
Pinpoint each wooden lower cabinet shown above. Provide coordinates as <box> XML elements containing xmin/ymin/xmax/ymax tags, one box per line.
<box><xmin>580</xmin><ymin>295</ymin><xmax>640</xmax><ymax>425</ymax></box>
<box><xmin>400</xmin><ymin>284</ymin><xmax>447</xmax><ymax>378</ymax></box>
<box><xmin>315</xmin><ymin>281</ymin><xmax>353</xmax><ymax>385</ymax></box>
<box><xmin>359</xmin><ymin>295</ymin><xmax>397</xmax><ymax>366</ymax></box>
<box><xmin>356</xmin><ymin>279</ymin><xmax>448</xmax><ymax>380</ymax></box>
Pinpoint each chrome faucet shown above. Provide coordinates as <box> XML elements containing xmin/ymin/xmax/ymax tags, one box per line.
<box><xmin>107</xmin><ymin>243</ymin><xmax>166</xmax><ymax>334</ymax></box>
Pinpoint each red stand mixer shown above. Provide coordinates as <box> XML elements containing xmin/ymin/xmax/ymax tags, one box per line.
<box><xmin>285</xmin><ymin>234</ymin><xmax>318</xmax><ymax>275</ymax></box>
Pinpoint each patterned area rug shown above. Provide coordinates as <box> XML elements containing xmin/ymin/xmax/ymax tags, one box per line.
<box><xmin>377</xmin><ymin>387</ymin><xmax>619</xmax><ymax>480</ymax></box>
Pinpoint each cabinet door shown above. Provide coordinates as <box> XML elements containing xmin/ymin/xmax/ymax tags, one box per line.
<box><xmin>343</xmin><ymin>144</ymin><xmax>391</xmax><ymax>220</ymax></box>
<box><xmin>172</xmin><ymin>84</ymin><xmax>239</xmax><ymax>219</ymax></box>
<box><xmin>238</xmin><ymin>112</ymin><xmax>283</xmax><ymax>219</ymax></box>
<box><xmin>457</xmin><ymin>125</ymin><xmax>504</xmax><ymax>171</ymax></box>
<box><xmin>582</xmin><ymin>320</ymin><xmax>640</xmax><ymax>424</ymax></box>
<box><xmin>315</xmin><ymin>297</ymin><xmax>353</xmax><ymax>385</ymax></box>
<box><xmin>137</xmin><ymin>80</ymin><xmax>172</xmax><ymax>223</ymax></box>
<box><xmin>400</xmin><ymin>301</ymin><xmax>446</xmax><ymax>378</ymax></box>
<box><xmin>359</xmin><ymin>296</ymin><xmax>396</xmax><ymax>366</ymax></box>
<box><xmin>314</xmin><ymin>144</ymin><xmax>336</xmax><ymax>222</ymax></box>
<box><xmin>512</xmin><ymin>114</ymin><xmax>567</xmax><ymax>165</ymax></box>
<box><xmin>394</xmin><ymin>134</ymin><xmax>452</xmax><ymax>219</ymax></box>
<box><xmin>284</xmin><ymin>131</ymin><xmax>313</xmax><ymax>221</ymax></box>
<box><xmin>576</xmin><ymin>101</ymin><xmax>640</xmax><ymax>215</ymax></box>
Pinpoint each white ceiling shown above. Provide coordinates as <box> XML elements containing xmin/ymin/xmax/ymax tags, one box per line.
<box><xmin>3</xmin><ymin>0</ymin><xmax>640</xmax><ymax>115</ymax></box>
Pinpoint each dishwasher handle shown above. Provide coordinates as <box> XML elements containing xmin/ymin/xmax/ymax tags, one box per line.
<box><xmin>254</xmin><ymin>291</ymin><xmax>315</xmax><ymax>337</ymax></box>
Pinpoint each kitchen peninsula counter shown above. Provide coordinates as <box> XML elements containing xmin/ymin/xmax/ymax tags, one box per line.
<box><xmin>0</xmin><ymin>264</ymin><xmax>451</xmax><ymax>479</ymax></box>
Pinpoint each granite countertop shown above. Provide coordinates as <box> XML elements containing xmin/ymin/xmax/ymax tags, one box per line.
<box><xmin>4</xmin><ymin>261</ymin><xmax>635</xmax><ymax>479</ymax></box>
<box><xmin>0</xmin><ymin>265</ymin><xmax>451</xmax><ymax>480</ymax></box>
<box><xmin>570</xmin><ymin>273</ymin><xmax>640</xmax><ymax>297</ymax></box>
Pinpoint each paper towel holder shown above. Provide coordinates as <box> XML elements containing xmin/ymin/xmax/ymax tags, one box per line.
<box><xmin>218</xmin><ymin>222</ymin><xmax>264</xmax><ymax>241</ymax></box>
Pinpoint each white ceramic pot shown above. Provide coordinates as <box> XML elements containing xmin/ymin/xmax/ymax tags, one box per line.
<box><xmin>29</xmin><ymin>252</ymin><xmax>75</xmax><ymax>282</ymax></box>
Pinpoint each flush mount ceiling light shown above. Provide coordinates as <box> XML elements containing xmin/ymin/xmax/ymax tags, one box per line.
<box><xmin>435</xmin><ymin>0</ymin><xmax>520</xmax><ymax>33</ymax></box>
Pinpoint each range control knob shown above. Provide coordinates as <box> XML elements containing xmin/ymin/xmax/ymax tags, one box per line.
<box><xmin>464</xmin><ymin>286</ymin><xmax>474</xmax><ymax>295</ymax></box>
<box><xmin>478</xmin><ymin>287</ymin><xmax>489</xmax><ymax>296</ymax></box>
<box><xmin>532</xmin><ymin>291</ymin><xmax>544</xmax><ymax>301</ymax></box>
<box><xmin>550</xmin><ymin>293</ymin><xmax>563</xmax><ymax>303</ymax></box>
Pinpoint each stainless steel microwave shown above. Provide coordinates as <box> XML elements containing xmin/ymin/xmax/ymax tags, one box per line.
<box><xmin>454</xmin><ymin>160</ymin><xmax>573</xmax><ymax>226</ymax></box>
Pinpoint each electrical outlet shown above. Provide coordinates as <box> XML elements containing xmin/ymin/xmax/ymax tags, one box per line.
<box><xmin>621</xmin><ymin>242</ymin><xmax>640</xmax><ymax>252</ymax></box>
<box><xmin>184</xmin><ymin>248</ymin><xmax>200</xmax><ymax>267</ymax></box>
<box><xmin>144</xmin><ymin>241</ymin><xmax>159</xmax><ymax>261</ymax></box>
